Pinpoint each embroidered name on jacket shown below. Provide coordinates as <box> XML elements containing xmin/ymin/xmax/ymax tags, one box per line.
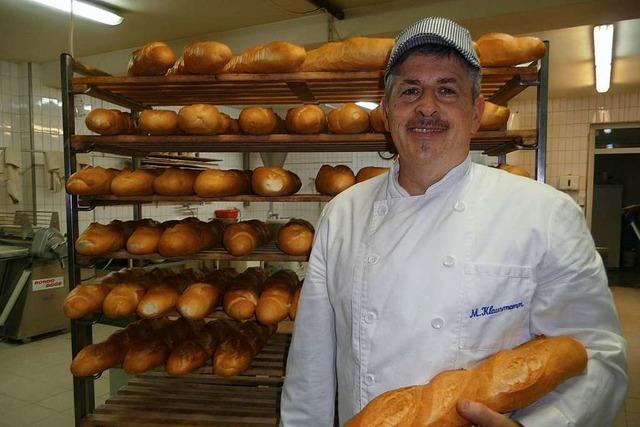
<box><xmin>469</xmin><ymin>302</ymin><xmax>524</xmax><ymax>318</ymax></box>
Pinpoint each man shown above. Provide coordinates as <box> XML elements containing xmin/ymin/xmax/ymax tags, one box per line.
<box><xmin>281</xmin><ymin>17</ymin><xmax>627</xmax><ymax>426</ymax></box>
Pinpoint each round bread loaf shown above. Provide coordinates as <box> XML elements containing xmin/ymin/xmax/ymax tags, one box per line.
<box><xmin>251</xmin><ymin>167</ymin><xmax>301</xmax><ymax>196</ymax></box>
<box><xmin>277</xmin><ymin>219</ymin><xmax>315</xmax><ymax>256</ymax></box>
<box><xmin>479</xmin><ymin>101</ymin><xmax>510</xmax><ymax>131</ymax></box>
<box><xmin>111</xmin><ymin>169</ymin><xmax>157</xmax><ymax>196</ymax></box>
<box><xmin>475</xmin><ymin>33</ymin><xmax>545</xmax><ymax>67</ymax></box>
<box><xmin>128</xmin><ymin>42</ymin><xmax>176</xmax><ymax>76</ymax></box>
<box><xmin>139</xmin><ymin>110</ymin><xmax>178</xmax><ymax>135</ymax></box>
<box><xmin>355</xmin><ymin>166</ymin><xmax>390</xmax><ymax>183</ymax></box>
<box><xmin>85</xmin><ymin>109</ymin><xmax>134</xmax><ymax>135</ymax></box>
<box><xmin>370</xmin><ymin>106</ymin><xmax>387</xmax><ymax>132</ymax></box>
<box><xmin>328</xmin><ymin>103</ymin><xmax>370</xmax><ymax>134</ymax></box>
<box><xmin>66</xmin><ymin>166</ymin><xmax>119</xmax><ymax>195</ymax></box>
<box><xmin>153</xmin><ymin>167</ymin><xmax>196</xmax><ymax>196</ymax></box>
<box><xmin>177</xmin><ymin>104</ymin><xmax>225</xmax><ymax>134</ymax></box>
<box><xmin>285</xmin><ymin>105</ymin><xmax>326</xmax><ymax>134</ymax></box>
<box><xmin>238</xmin><ymin>107</ymin><xmax>279</xmax><ymax>134</ymax></box>
<box><xmin>183</xmin><ymin>41</ymin><xmax>233</xmax><ymax>74</ymax></box>
<box><xmin>193</xmin><ymin>169</ymin><xmax>251</xmax><ymax>197</ymax></box>
<box><xmin>315</xmin><ymin>164</ymin><xmax>356</xmax><ymax>196</ymax></box>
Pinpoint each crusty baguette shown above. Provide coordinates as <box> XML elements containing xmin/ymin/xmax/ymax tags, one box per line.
<box><xmin>126</xmin><ymin>220</ymin><xmax>163</xmax><ymax>255</ymax></box>
<box><xmin>102</xmin><ymin>282</ymin><xmax>147</xmax><ymax>318</ymax></box>
<box><xmin>136</xmin><ymin>271</ymin><xmax>196</xmax><ymax>319</ymax></box>
<box><xmin>128</xmin><ymin>42</ymin><xmax>176</xmax><ymax>76</ymax></box>
<box><xmin>66</xmin><ymin>166</ymin><xmax>119</xmax><ymax>196</ymax></box>
<box><xmin>346</xmin><ymin>335</ymin><xmax>588</xmax><ymax>427</ymax></box>
<box><xmin>177</xmin><ymin>104</ymin><xmax>225</xmax><ymax>135</ymax></box>
<box><xmin>300</xmin><ymin>37</ymin><xmax>394</xmax><ymax>72</ymax></box>
<box><xmin>177</xmin><ymin>269</ymin><xmax>236</xmax><ymax>319</ymax></box>
<box><xmin>479</xmin><ymin>101</ymin><xmax>510</xmax><ymax>131</ymax></box>
<box><xmin>222</xmin><ymin>268</ymin><xmax>266</xmax><ymax>321</ymax></box>
<box><xmin>193</xmin><ymin>169</ymin><xmax>252</xmax><ymax>197</ymax></box>
<box><xmin>255</xmin><ymin>270</ymin><xmax>300</xmax><ymax>325</ymax></box>
<box><xmin>214</xmin><ymin>321</ymin><xmax>273</xmax><ymax>377</ymax></box>
<box><xmin>63</xmin><ymin>283</ymin><xmax>112</xmax><ymax>319</ymax></box>
<box><xmin>222</xmin><ymin>41</ymin><xmax>306</xmax><ymax>73</ymax></box>
<box><xmin>166</xmin><ymin>56</ymin><xmax>186</xmax><ymax>75</ymax></box>
<box><xmin>158</xmin><ymin>218</ymin><xmax>221</xmax><ymax>257</ymax></box>
<box><xmin>223</xmin><ymin>220</ymin><xmax>270</xmax><ymax>257</ymax></box>
<box><xmin>475</xmin><ymin>33</ymin><xmax>545</xmax><ymax>67</ymax></box>
<box><xmin>315</xmin><ymin>164</ymin><xmax>356</xmax><ymax>196</ymax></box>
<box><xmin>183</xmin><ymin>41</ymin><xmax>233</xmax><ymax>74</ymax></box>
<box><xmin>251</xmin><ymin>167</ymin><xmax>302</xmax><ymax>197</ymax></box>
<box><xmin>111</xmin><ymin>168</ymin><xmax>158</xmax><ymax>196</ymax></box>
<box><xmin>75</xmin><ymin>221</ymin><xmax>127</xmax><ymax>256</ymax></box>
<box><xmin>355</xmin><ymin>166</ymin><xmax>390</xmax><ymax>183</ymax></box>
<box><xmin>153</xmin><ymin>167</ymin><xmax>197</xmax><ymax>196</ymax></box>
<box><xmin>138</xmin><ymin>110</ymin><xmax>179</xmax><ymax>136</ymax></box>
<box><xmin>277</xmin><ymin>219</ymin><xmax>314</xmax><ymax>256</ymax></box>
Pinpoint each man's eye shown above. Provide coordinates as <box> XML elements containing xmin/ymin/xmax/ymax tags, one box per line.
<box><xmin>401</xmin><ymin>87</ymin><xmax>420</xmax><ymax>96</ymax></box>
<box><xmin>439</xmin><ymin>87</ymin><xmax>456</xmax><ymax>96</ymax></box>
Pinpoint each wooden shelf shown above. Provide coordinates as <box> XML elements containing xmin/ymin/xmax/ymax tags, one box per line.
<box><xmin>76</xmin><ymin>243</ymin><xmax>309</xmax><ymax>264</ymax></box>
<box><xmin>82</xmin><ymin>334</ymin><xmax>290</xmax><ymax>427</ymax></box>
<box><xmin>72</xmin><ymin>67</ymin><xmax>538</xmax><ymax>109</ymax></box>
<box><xmin>79</xmin><ymin>193</ymin><xmax>332</xmax><ymax>207</ymax></box>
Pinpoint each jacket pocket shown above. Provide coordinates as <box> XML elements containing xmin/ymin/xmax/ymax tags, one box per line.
<box><xmin>459</xmin><ymin>262</ymin><xmax>535</xmax><ymax>350</ymax></box>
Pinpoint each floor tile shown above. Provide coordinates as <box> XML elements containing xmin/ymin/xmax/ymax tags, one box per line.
<box><xmin>26</xmin><ymin>410</ymin><xmax>75</xmax><ymax>427</ymax></box>
<box><xmin>36</xmin><ymin>389</ymin><xmax>74</xmax><ymax>413</ymax></box>
<box><xmin>2</xmin><ymin>403</ymin><xmax>60</xmax><ymax>426</ymax></box>
<box><xmin>0</xmin><ymin>392</ymin><xmax>30</xmax><ymax>412</ymax></box>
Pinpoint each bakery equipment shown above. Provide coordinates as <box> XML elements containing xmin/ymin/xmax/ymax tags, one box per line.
<box><xmin>0</xmin><ymin>210</ymin><xmax>69</xmax><ymax>341</ymax></box>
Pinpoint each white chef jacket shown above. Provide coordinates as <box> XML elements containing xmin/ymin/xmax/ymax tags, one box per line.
<box><xmin>280</xmin><ymin>156</ymin><xmax>627</xmax><ymax>427</ymax></box>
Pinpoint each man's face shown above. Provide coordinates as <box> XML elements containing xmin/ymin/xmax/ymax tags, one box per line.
<box><xmin>381</xmin><ymin>53</ymin><xmax>484</xmax><ymax>167</ymax></box>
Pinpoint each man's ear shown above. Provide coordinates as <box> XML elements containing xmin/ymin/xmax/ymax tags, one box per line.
<box><xmin>380</xmin><ymin>97</ymin><xmax>390</xmax><ymax>131</ymax></box>
<box><xmin>472</xmin><ymin>94</ymin><xmax>485</xmax><ymax>133</ymax></box>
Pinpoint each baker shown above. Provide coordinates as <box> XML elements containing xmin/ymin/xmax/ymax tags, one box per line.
<box><xmin>280</xmin><ymin>16</ymin><xmax>627</xmax><ymax>426</ymax></box>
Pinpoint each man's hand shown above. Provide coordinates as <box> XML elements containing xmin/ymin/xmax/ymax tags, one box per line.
<box><xmin>456</xmin><ymin>400</ymin><xmax>523</xmax><ymax>427</ymax></box>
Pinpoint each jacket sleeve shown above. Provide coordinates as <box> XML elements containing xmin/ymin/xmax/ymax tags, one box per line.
<box><xmin>512</xmin><ymin>195</ymin><xmax>628</xmax><ymax>427</ymax></box>
<box><xmin>280</xmin><ymin>212</ymin><xmax>337</xmax><ymax>427</ymax></box>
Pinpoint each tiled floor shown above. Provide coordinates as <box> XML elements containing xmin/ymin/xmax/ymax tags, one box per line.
<box><xmin>0</xmin><ymin>287</ymin><xmax>638</xmax><ymax>427</ymax></box>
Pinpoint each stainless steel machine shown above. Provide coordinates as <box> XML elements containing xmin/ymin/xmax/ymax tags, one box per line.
<box><xmin>0</xmin><ymin>210</ymin><xmax>69</xmax><ymax>342</ymax></box>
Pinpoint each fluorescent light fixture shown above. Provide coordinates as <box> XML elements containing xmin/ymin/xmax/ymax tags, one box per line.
<box><xmin>356</xmin><ymin>101</ymin><xmax>378</xmax><ymax>110</ymax></box>
<box><xmin>30</xmin><ymin>0</ymin><xmax>123</xmax><ymax>25</ymax></box>
<box><xmin>593</xmin><ymin>24</ymin><xmax>613</xmax><ymax>93</ymax></box>
<box><xmin>603</xmin><ymin>128</ymin><xmax>612</xmax><ymax>134</ymax></box>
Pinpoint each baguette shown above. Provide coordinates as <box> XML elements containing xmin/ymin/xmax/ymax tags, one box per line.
<box><xmin>251</xmin><ymin>167</ymin><xmax>302</xmax><ymax>197</ymax></box>
<box><xmin>66</xmin><ymin>166</ymin><xmax>119</xmax><ymax>196</ymax></box>
<box><xmin>110</xmin><ymin>168</ymin><xmax>158</xmax><ymax>196</ymax></box>
<box><xmin>193</xmin><ymin>169</ymin><xmax>252</xmax><ymax>197</ymax></box>
<box><xmin>479</xmin><ymin>101</ymin><xmax>510</xmax><ymax>131</ymax></box>
<box><xmin>223</xmin><ymin>220</ymin><xmax>270</xmax><ymax>257</ymax></box>
<box><xmin>328</xmin><ymin>103</ymin><xmax>370</xmax><ymax>134</ymax></box>
<box><xmin>153</xmin><ymin>167</ymin><xmax>197</xmax><ymax>196</ymax></box>
<box><xmin>238</xmin><ymin>107</ymin><xmax>279</xmax><ymax>135</ymax></box>
<box><xmin>126</xmin><ymin>220</ymin><xmax>163</xmax><ymax>255</ymax></box>
<box><xmin>157</xmin><ymin>218</ymin><xmax>222</xmax><ymax>257</ymax></box>
<box><xmin>300</xmin><ymin>37</ymin><xmax>394</xmax><ymax>71</ymax></box>
<box><xmin>346</xmin><ymin>335</ymin><xmax>587</xmax><ymax>427</ymax></box>
<box><xmin>177</xmin><ymin>269</ymin><xmax>236</xmax><ymax>319</ymax></box>
<box><xmin>166</xmin><ymin>56</ymin><xmax>186</xmax><ymax>75</ymax></box>
<box><xmin>222</xmin><ymin>268</ymin><xmax>267</xmax><ymax>321</ymax></box>
<box><xmin>63</xmin><ymin>283</ymin><xmax>112</xmax><ymax>319</ymax></box>
<box><xmin>475</xmin><ymin>33</ymin><xmax>545</xmax><ymax>67</ymax></box>
<box><xmin>256</xmin><ymin>270</ymin><xmax>300</xmax><ymax>325</ymax></box>
<box><xmin>128</xmin><ymin>42</ymin><xmax>176</xmax><ymax>76</ymax></box>
<box><xmin>214</xmin><ymin>321</ymin><xmax>272</xmax><ymax>377</ymax></box>
<box><xmin>285</xmin><ymin>105</ymin><xmax>327</xmax><ymax>134</ymax></box>
<box><xmin>356</xmin><ymin>166</ymin><xmax>390</xmax><ymax>183</ymax></box>
<box><xmin>136</xmin><ymin>271</ymin><xmax>196</xmax><ymax>318</ymax></box>
<box><xmin>85</xmin><ymin>109</ymin><xmax>136</xmax><ymax>135</ymax></box>
<box><xmin>139</xmin><ymin>110</ymin><xmax>179</xmax><ymax>135</ymax></box>
<box><xmin>277</xmin><ymin>219</ymin><xmax>314</xmax><ymax>256</ymax></box>
<box><xmin>183</xmin><ymin>41</ymin><xmax>233</xmax><ymax>74</ymax></box>
<box><xmin>177</xmin><ymin>104</ymin><xmax>225</xmax><ymax>135</ymax></box>
<box><xmin>75</xmin><ymin>221</ymin><xmax>128</xmax><ymax>256</ymax></box>
<box><xmin>315</xmin><ymin>164</ymin><xmax>356</xmax><ymax>196</ymax></box>
<box><xmin>222</xmin><ymin>41</ymin><xmax>306</xmax><ymax>73</ymax></box>
<box><xmin>102</xmin><ymin>282</ymin><xmax>147</xmax><ymax>318</ymax></box>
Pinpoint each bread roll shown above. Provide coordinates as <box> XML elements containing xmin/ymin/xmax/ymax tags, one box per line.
<box><xmin>177</xmin><ymin>104</ymin><xmax>225</xmax><ymax>135</ymax></box>
<box><xmin>370</xmin><ymin>106</ymin><xmax>387</xmax><ymax>132</ymax></box>
<box><xmin>497</xmin><ymin>163</ymin><xmax>531</xmax><ymax>178</ymax></box>
<box><xmin>256</xmin><ymin>270</ymin><xmax>300</xmax><ymax>325</ymax></box>
<box><xmin>183</xmin><ymin>41</ymin><xmax>233</xmax><ymax>74</ymax></box>
<box><xmin>346</xmin><ymin>335</ymin><xmax>587</xmax><ymax>427</ymax></box>
<box><xmin>222</xmin><ymin>41</ymin><xmax>306</xmax><ymax>73</ymax></box>
<box><xmin>139</xmin><ymin>110</ymin><xmax>179</xmax><ymax>136</ymax></box>
<box><xmin>63</xmin><ymin>284</ymin><xmax>112</xmax><ymax>319</ymax></box>
<box><xmin>328</xmin><ymin>103</ymin><xmax>370</xmax><ymax>134</ymax></box>
<box><xmin>153</xmin><ymin>167</ymin><xmax>197</xmax><ymax>196</ymax></box>
<box><xmin>301</xmin><ymin>37</ymin><xmax>394</xmax><ymax>71</ymax></box>
<box><xmin>475</xmin><ymin>33</ymin><xmax>546</xmax><ymax>67</ymax></box>
<box><xmin>289</xmin><ymin>286</ymin><xmax>301</xmax><ymax>321</ymax></box>
<box><xmin>177</xmin><ymin>270</ymin><xmax>234</xmax><ymax>319</ymax></box>
<box><xmin>285</xmin><ymin>105</ymin><xmax>326</xmax><ymax>134</ymax></box>
<box><xmin>193</xmin><ymin>169</ymin><xmax>252</xmax><ymax>197</ymax></box>
<box><xmin>223</xmin><ymin>268</ymin><xmax>266</xmax><ymax>321</ymax></box>
<box><xmin>75</xmin><ymin>221</ymin><xmax>127</xmax><ymax>256</ymax></box>
<box><xmin>111</xmin><ymin>168</ymin><xmax>157</xmax><ymax>196</ymax></box>
<box><xmin>223</xmin><ymin>220</ymin><xmax>271</xmax><ymax>257</ymax></box>
<box><xmin>126</xmin><ymin>220</ymin><xmax>163</xmax><ymax>255</ymax></box>
<box><xmin>128</xmin><ymin>42</ymin><xmax>176</xmax><ymax>76</ymax></box>
<box><xmin>85</xmin><ymin>109</ymin><xmax>136</xmax><ymax>135</ymax></box>
<box><xmin>315</xmin><ymin>164</ymin><xmax>356</xmax><ymax>196</ymax></box>
<box><xmin>238</xmin><ymin>107</ymin><xmax>279</xmax><ymax>135</ymax></box>
<box><xmin>356</xmin><ymin>166</ymin><xmax>390</xmax><ymax>183</ymax></box>
<box><xmin>277</xmin><ymin>219</ymin><xmax>314</xmax><ymax>256</ymax></box>
<box><xmin>166</xmin><ymin>56</ymin><xmax>186</xmax><ymax>75</ymax></box>
<box><xmin>251</xmin><ymin>167</ymin><xmax>302</xmax><ymax>197</ymax></box>
<box><xmin>66</xmin><ymin>166</ymin><xmax>119</xmax><ymax>196</ymax></box>
<box><xmin>479</xmin><ymin>101</ymin><xmax>510</xmax><ymax>131</ymax></box>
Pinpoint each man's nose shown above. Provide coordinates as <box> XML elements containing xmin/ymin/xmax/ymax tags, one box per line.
<box><xmin>415</xmin><ymin>90</ymin><xmax>438</xmax><ymax>117</ymax></box>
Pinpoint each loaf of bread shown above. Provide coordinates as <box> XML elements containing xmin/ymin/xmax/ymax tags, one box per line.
<box><xmin>328</xmin><ymin>103</ymin><xmax>370</xmax><ymax>134</ymax></box>
<box><xmin>356</xmin><ymin>166</ymin><xmax>390</xmax><ymax>183</ymax></box>
<box><xmin>285</xmin><ymin>105</ymin><xmax>326</xmax><ymax>134</ymax></box>
<box><xmin>85</xmin><ymin>109</ymin><xmax>136</xmax><ymax>135</ymax></box>
<box><xmin>277</xmin><ymin>219</ymin><xmax>314</xmax><ymax>256</ymax></box>
<box><xmin>220</xmin><ymin>113</ymin><xmax>241</xmax><ymax>134</ymax></box>
<box><xmin>75</xmin><ymin>221</ymin><xmax>129</xmax><ymax>256</ymax></box>
<box><xmin>497</xmin><ymin>163</ymin><xmax>531</xmax><ymax>178</ymax></box>
<box><xmin>102</xmin><ymin>281</ymin><xmax>147</xmax><ymax>318</ymax></box>
<box><xmin>214</xmin><ymin>321</ymin><xmax>273</xmax><ymax>377</ymax></box>
<box><xmin>479</xmin><ymin>101</ymin><xmax>510</xmax><ymax>131</ymax></box>
<box><xmin>183</xmin><ymin>41</ymin><xmax>233</xmax><ymax>74</ymax></box>
<box><xmin>475</xmin><ymin>33</ymin><xmax>546</xmax><ymax>67</ymax></box>
<box><xmin>165</xmin><ymin>56</ymin><xmax>186</xmax><ymax>75</ymax></box>
<box><xmin>251</xmin><ymin>167</ymin><xmax>302</xmax><ymax>197</ymax></box>
<box><xmin>346</xmin><ymin>335</ymin><xmax>587</xmax><ymax>427</ymax></box>
<box><xmin>223</xmin><ymin>268</ymin><xmax>267</xmax><ymax>321</ymax></box>
<box><xmin>256</xmin><ymin>270</ymin><xmax>300</xmax><ymax>325</ymax></box>
<box><xmin>139</xmin><ymin>110</ymin><xmax>179</xmax><ymax>135</ymax></box>
<box><xmin>111</xmin><ymin>168</ymin><xmax>158</xmax><ymax>196</ymax></box>
<box><xmin>301</xmin><ymin>37</ymin><xmax>394</xmax><ymax>72</ymax></box>
<box><xmin>193</xmin><ymin>169</ymin><xmax>252</xmax><ymax>197</ymax></box>
<box><xmin>223</xmin><ymin>220</ymin><xmax>270</xmax><ymax>257</ymax></box>
<box><xmin>238</xmin><ymin>107</ymin><xmax>280</xmax><ymax>134</ymax></box>
<box><xmin>177</xmin><ymin>104</ymin><xmax>225</xmax><ymax>135</ymax></box>
<box><xmin>289</xmin><ymin>286</ymin><xmax>301</xmax><ymax>321</ymax></box>
<box><xmin>158</xmin><ymin>218</ymin><xmax>223</xmax><ymax>258</ymax></box>
<box><xmin>222</xmin><ymin>41</ymin><xmax>306</xmax><ymax>73</ymax></box>
<box><xmin>153</xmin><ymin>167</ymin><xmax>197</xmax><ymax>196</ymax></box>
<box><xmin>315</xmin><ymin>164</ymin><xmax>356</xmax><ymax>196</ymax></box>
<box><xmin>137</xmin><ymin>271</ymin><xmax>196</xmax><ymax>319</ymax></box>
<box><xmin>128</xmin><ymin>42</ymin><xmax>176</xmax><ymax>76</ymax></box>
<box><xmin>63</xmin><ymin>283</ymin><xmax>112</xmax><ymax>319</ymax></box>
<box><xmin>126</xmin><ymin>220</ymin><xmax>163</xmax><ymax>255</ymax></box>
<box><xmin>66</xmin><ymin>166</ymin><xmax>119</xmax><ymax>195</ymax></box>
<box><xmin>177</xmin><ymin>269</ymin><xmax>236</xmax><ymax>319</ymax></box>
<box><xmin>370</xmin><ymin>106</ymin><xmax>387</xmax><ymax>132</ymax></box>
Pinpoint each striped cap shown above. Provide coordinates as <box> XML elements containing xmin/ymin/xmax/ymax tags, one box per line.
<box><xmin>385</xmin><ymin>17</ymin><xmax>480</xmax><ymax>80</ymax></box>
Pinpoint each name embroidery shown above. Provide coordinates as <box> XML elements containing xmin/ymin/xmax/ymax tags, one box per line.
<box><xmin>469</xmin><ymin>301</ymin><xmax>524</xmax><ymax>319</ymax></box>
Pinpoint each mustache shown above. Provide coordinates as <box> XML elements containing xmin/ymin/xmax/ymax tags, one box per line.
<box><xmin>406</xmin><ymin>118</ymin><xmax>449</xmax><ymax>129</ymax></box>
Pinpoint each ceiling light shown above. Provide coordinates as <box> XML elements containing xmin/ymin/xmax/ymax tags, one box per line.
<box><xmin>593</xmin><ymin>24</ymin><xmax>614</xmax><ymax>93</ymax></box>
<box><xmin>356</xmin><ymin>101</ymin><xmax>378</xmax><ymax>110</ymax></box>
<box><xmin>30</xmin><ymin>0</ymin><xmax>123</xmax><ymax>26</ymax></box>
<box><xmin>603</xmin><ymin>128</ymin><xmax>612</xmax><ymax>134</ymax></box>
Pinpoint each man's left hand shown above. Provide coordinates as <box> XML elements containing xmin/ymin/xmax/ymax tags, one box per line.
<box><xmin>456</xmin><ymin>400</ymin><xmax>523</xmax><ymax>427</ymax></box>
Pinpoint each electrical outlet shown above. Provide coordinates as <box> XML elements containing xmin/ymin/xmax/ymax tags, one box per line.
<box><xmin>558</xmin><ymin>175</ymin><xmax>580</xmax><ymax>190</ymax></box>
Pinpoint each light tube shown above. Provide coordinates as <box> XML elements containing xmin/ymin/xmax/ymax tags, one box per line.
<box><xmin>29</xmin><ymin>0</ymin><xmax>123</xmax><ymax>25</ymax></box>
<box><xmin>593</xmin><ymin>24</ymin><xmax>613</xmax><ymax>93</ymax></box>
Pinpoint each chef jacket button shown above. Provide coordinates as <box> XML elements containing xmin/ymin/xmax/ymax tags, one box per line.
<box><xmin>367</xmin><ymin>255</ymin><xmax>380</xmax><ymax>264</ymax></box>
<box><xmin>431</xmin><ymin>317</ymin><xmax>445</xmax><ymax>329</ymax></box>
<box><xmin>454</xmin><ymin>201</ymin><xmax>466</xmax><ymax>212</ymax></box>
<box><xmin>442</xmin><ymin>255</ymin><xmax>455</xmax><ymax>267</ymax></box>
<box><xmin>376</xmin><ymin>205</ymin><xmax>388</xmax><ymax>216</ymax></box>
<box><xmin>364</xmin><ymin>374</ymin><xmax>375</xmax><ymax>385</ymax></box>
<box><xmin>364</xmin><ymin>311</ymin><xmax>377</xmax><ymax>324</ymax></box>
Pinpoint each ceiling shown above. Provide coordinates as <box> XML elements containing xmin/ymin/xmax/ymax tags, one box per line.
<box><xmin>1</xmin><ymin>0</ymin><xmax>640</xmax><ymax>98</ymax></box>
